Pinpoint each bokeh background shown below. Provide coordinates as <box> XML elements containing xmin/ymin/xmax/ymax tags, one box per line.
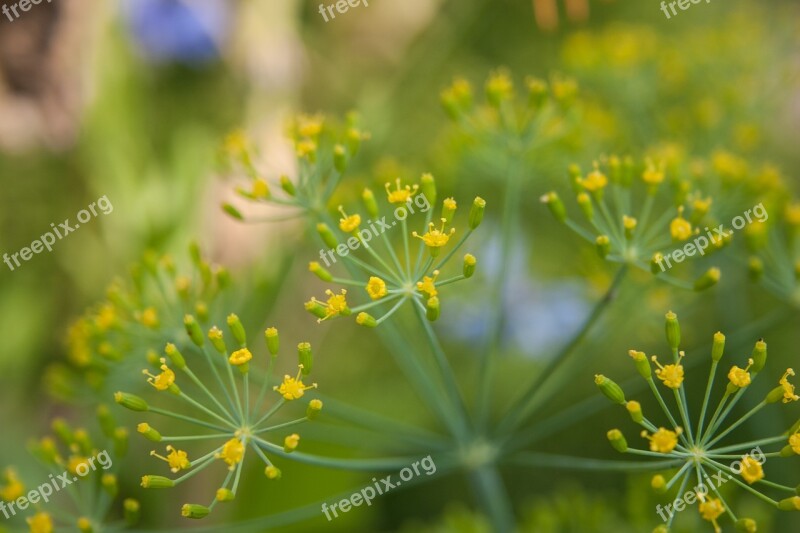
<box><xmin>1</xmin><ymin>0</ymin><xmax>799</xmax><ymax>531</ymax></box>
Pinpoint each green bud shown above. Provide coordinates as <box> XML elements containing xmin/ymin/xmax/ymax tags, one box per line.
<box><xmin>426</xmin><ymin>296</ymin><xmax>440</xmax><ymax>322</ymax></box>
<box><xmin>665</xmin><ymin>311</ymin><xmax>680</xmax><ymax>351</ymax></box>
<box><xmin>216</xmin><ymin>488</ymin><xmax>235</xmax><ymax>502</ymax></box>
<box><xmin>780</xmin><ymin>445</ymin><xmax>794</xmax><ymax>457</ymax></box>
<box><xmin>468</xmin><ymin>197</ymin><xmax>485</xmax><ymax>229</ymax></box>
<box><xmin>362</xmin><ymin>188</ymin><xmax>379</xmax><ymax>219</ymax></box>
<box><xmin>712</xmin><ymin>331</ymin><xmax>725</xmax><ymax>361</ymax></box>
<box><xmin>735</xmin><ymin>518</ymin><xmax>758</xmax><ymax>532</ymax></box>
<box><xmin>316</xmin><ymin>223</ymin><xmax>338</xmax><ymax>249</ymax></box>
<box><xmin>540</xmin><ymin>191</ymin><xmax>566</xmax><ymax>223</ymax></box>
<box><xmin>216</xmin><ymin>267</ymin><xmax>232</xmax><ymax>289</ymax></box>
<box><xmin>124</xmin><ymin>499</ymin><xmax>140</xmax><ymax>525</ymax></box>
<box><xmin>307</xmin><ymin>399</ymin><xmax>323</xmax><ymax>420</ymax></box>
<box><xmin>184</xmin><ymin>315</ymin><xmax>205</xmax><ymax>347</ymax></box>
<box><xmin>140</xmin><ymin>475</ymin><xmax>173</xmax><ymax>489</ymax></box>
<box><xmin>164</xmin><ymin>343</ymin><xmax>186</xmax><ymax>369</ymax></box>
<box><xmin>777</xmin><ymin>496</ymin><xmax>800</xmax><ymax>511</ymax></box>
<box><xmin>52</xmin><ymin>418</ymin><xmax>73</xmax><ymax>445</ymax></box>
<box><xmin>442</xmin><ymin>197</ymin><xmax>457</xmax><ymax>222</ymax></box>
<box><xmin>208</xmin><ymin>327</ymin><xmax>226</xmax><ymax>354</ymax></box>
<box><xmin>626</xmin><ymin>401</ymin><xmax>643</xmax><ymax>423</ymax></box>
<box><xmin>651</xmin><ymin>474</ymin><xmax>666</xmax><ymax>494</ymax></box>
<box><xmin>651</xmin><ymin>252</ymin><xmax>665</xmax><ymax>275</ymax></box>
<box><xmin>607</xmin><ymin>429</ymin><xmax>627</xmax><ymax>453</ymax></box>
<box><xmin>181</xmin><ymin>504</ymin><xmax>211</xmax><ymax>519</ymax></box>
<box><xmin>463</xmin><ymin>254</ymin><xmax>477</xmax><ymax>278</ymax></box>
<box><xmin>595</xmin><ymin>374</ymin><xmax>626</xmax><ymax>404</ymax></box>
<box><xmin>264</xmin><ymin>465</ymin><xmax>282</xmax><ymax>480</ymax></box>
<box><xmin>114</xmin><ymin>427</ymin><xmax>129</xmax><ymax>457</ymax></box>
<box><xmin>748</xmin><ymin>256</ymin><xmax>763</xmax><ymax>282</ymax></box>
<box><xmin>420</xmin><ymin>173</ymin><xmax>436</xmax><ymax>206</ymax></box>
<box><xmin>333</xmin><ymin>144</ymin><xmax>347</xmax><ymax>173</ymax></box>
<box><xmin>308</xmin><ymin>261</ymin><xmax>333</xmax><ymax>282</ymax></box>
<box><xmin>577</xmin><ymin>193</ymin><xmax>593</xmax><ymax>220</ymax></box>
<box><xmin>356</xmin><ymin>312</ymin><xmax>378</xmax><ymax>327</ymax></box>
<box><xmin>751</xmin><ymin>339</ymin><xmax>767</xmax><ymax>373</ymax></box>
<box><xmin>114</xmin><ymin>392</ymin><xmax>149</xmax><ymax>412</ymax></box>
<box><xmin>595</xmin><ymin>235</ymin><xmax>610</xmax><ymax>258</ymax></box>
<box><xmin>305</xmin><ymin>300</ymin><xmax>328</xmax><ymax>320</ymax></box>
<box><xmin>101</xmin><ymin>473</ymin><xmax>118</xmax><ymax>498</ymax></box>
<box><xmin>222</xmin><ymin>203</ymin><xmax>244</xmax><ymax>221</ymax></box>
<box><xmin>298</xmin><ymin>342</ymin><xmax>312</xmax><ymax>375</ymax></box>
<box><xmin>628</xmin><ymin>350</ymin><xmax>652</xmax><ymax>379</ymax></box>
<box><xmin>137</xmin><ymin>423</ymin><xmax>162</xmax><ymax>442</ymax></box>
<box><xmin>280</xmin><ymin>175</ymin><xmax>296</xmax><ymax>196</ymax></box>
<box><xmin>97</xmin><ymin>405</ymin><xmax>116</xmax><ymax>438</ymax></box>
<box><xmin>766</xmin><ymin>385</ymin><xmax>786</xmax><ymax>404</ymax></box>
<box><xmin>227</xmin><ymin>313</ymin><xmax>247</xmax><ymax>346</ymax></box>
<box><xmin>195</xmin><ymin>301</ymin><xmax>209</xmax><ymax>323</ymax></box>
<box><xmin>694</xmin><ymin>267</ymin><xmax>721</xmax><ymax>291</ymax></box>
<box><xmin>265</xmin><ymin>328</ymin><xmax>279</xmax><ymax>356</ymax></box>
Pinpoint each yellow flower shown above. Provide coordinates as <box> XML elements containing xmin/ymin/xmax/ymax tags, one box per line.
<box><xmin>216</xmin><ymin>438</ymin><xmax>245</xmax><ymax>470</ymax></box>
<box><xmin>0</xmin><ymin>469</ymin><xmax>24</xmax><ymax>501</ymax></box>
<box><xmin>252</xmin><ymin>178</ymin><xmax>270</xmax><ymax>200</ymax></box>
<box><xmin>785</xmin><ymin>203</ymin><xmax>800</xmax><ymax>226</ymax></box>
<box><xmin>67</xmin><ymin>456</ymin><xmax>89</xmax><ymax>476</ymax></box>
<box><xmin>728</xmin><ymin>358</ymin><xmax>754</xmax><ymax>389</ymax></box>
<box><xmin>95</xmin><ymin>304</ymin><xmax>117</xmax><ymax>330</ymax></box>
<box><xmin>151</xmin><ymin>445</ymin><xmax>190</xmax><ymax>473</ymax></box>
<box><xmin>779</xmin><ymin>369</ymin><xmax>799</xmax><ymax>403</ymax></box>
<box><xmin>296</xmin><ymin>113</ymin><xmax>324</xmax><ymax>138</ymax></box>
<box><xmin>642</xmin><ymin>161</ymin><xmax>664</xmax><ymax>185</ymax></box>
<box><xmin>652</xmin><ymin>354</ymin><xmax>684</xmax><ymax>389</ymax></box>
<box><xmin>670</xmin><ymin>208</ymin><xmax>693</xmax><ymax>241</ymax></box>
<box><xmin>338</xmin><ymin>205</ymin><xmax>361</xmax><ymax>233</ymax></box>
<box><xmin>698</xmin><ymin>495</ymin><xmax>724</xmax><ymax>531</ymax></box>
<box><xmin>140</xmin><ymin>307</ymin><xmax>159</xmax><ymax>328</ymax></box>
<box><xmin>413</xmin><ymin>219</ymin><xmax>455</xmax><ymax>250</ymax></box>
<box><xmin>26</xmin><ymin>512</ymin><xmax>53</xmax><ymax>533</ymax></box>
<box><xmin>385</xmin><ymin>178</ymin><xmax>419</xmax><ymax>204</ymax></box>
<box><xmin>485</xmin><ymin>70</ymin><xmax>514</xmax><ymax>102</ymax></box>
<box><xmin>296</xmin><ymin>139</ymin><xmax>317</xmax><ymax>159</ymax></box>
<box><xmin>229</xmin><ymin>348</ymin><xmax>253</xmax><ymax>367</ymax></box>
<box><xmin>366</xmin><ymin>277</ymin><xmax>387</xmax><ymax>300</ymax></box>
<box><xmin>579</xmin><ymin>168</ymin><xmax>608</xmax><ymax>192</ymax></box>
<box><xmin>789</xmin><ymin>431</ymin><xmax>800</xmax><ymax>455</ymax></box>
<box><xmin>143</xmin><ymin>358</ymin><xmax>176</xmax><ymax>391</ymax></box>
<box><xmin>274</xmin><ymin>366</ymin><xmax>318</xmax><ymax>400</ymax></box>
<box><xmin>740</xmin><ymin>456</ymin><xmax>764</xmax><ymax>484</ymax></box>
<box><xmin>641</xmin><ymin>427</ymin><xmax>682</xmax><ymax>453</ymax></box>
<box><xmin>284</xmin><ymin>433</ymin><xmax>300</xmax><ymax>452</ymax></box>
<box><xmin>416</xmin><ymin>270</ymin><xmax>440</xmax><ymax>298</ymax></box>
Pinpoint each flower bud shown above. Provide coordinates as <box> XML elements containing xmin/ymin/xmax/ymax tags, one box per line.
<box><xmin>623</xmin><ymin>216</ymin><xmax>637</xmax><ymax>240</ymax></box>
<box><xmin>52</xmin><ymin>418</ymin><xmax>73</xmax><ymax>445</ymax></box>
<box><xmin>309</xmin><ymin>261</ymin><xmax>333</xmax><ymax>282</ymax></box>
<box><xmin>114</xmin><ymin>392</ymin><xmax>149</xmax><ymax>412</ymax></box>
<box><xmin>356</xmin><ymin>312</ymin><xmax>378</xmax><ymax>328</ymax></box>
<box><xmin>78</xmin><ymin>517</ymin><xmax>94</xmax><ymax>533</ymax></box>
<box><xmin>595</xmin><ymin>235</ymin><xmax>610</xmax><ymax>258</ymax></box>
<box><xmin>751</xmin><ymin>339</ymin><xmax>767</xmax><ymax>374</ymax></box>
<box><xmin>694</xmin><ymin>267</ymin><xmax>721</xmax><ymax>291</ymax></box>
<box><xmin>712</xmin><ymin>332</ymin><xmax>725</xmax><ymax>361</ymax></box>
<box><xmin>207</xmin><ymin>327</ymin><xmax>226</xmax><ymax>354</ymax></box>
<box><xmin>766</xmin><ymin>385</ymin><xmax>786</xmax><ymax>404</ymax></box>
<box><xmin>140</xmin><ymin>475</ymin><xmax>174</xmax><ymax>489</ymax></box>
<box><xmin>298</xmin><ymin>343</ymin><xmax>312</xmax><ymax>375</ymax></box>
<box><xmin>216</xmin><ymin>267</ymin><xmax>231</xmax><ymax>290</ymax></box>
<box><xmin>280</xmin><ymin>175</ymin><xmax>296</xmax><ymax>196</ymax></box>
<box><xmin>469</xmin><ymin>197</ymin><xmax>485</xmax><ymax>229</ymax></box>
<box><xmin>265</xmin><ymin>327</ymin><xmax>279</xmax><ymax>356</ymax></box>
<box><xmin>316</xmin><ymin>223</ymin><xmax>338</xmax><ymax>249</ymax></box>
<box><xmin>284</xmin><ymin>434</ymin><xmax>300</xmax><ymax>453</ymax></box>
<box><xmin>265</xmin><ymin>465</ymin><xmax>282</xmax><ymax>480</ymax></box>
<box><xmin>629</xmin><ymin>350</ymin><xmax>651</xmax><ymax>379</ymax></box>
<box><xmin>227</xmin><ymin>314</ymin><xmax>246</xmax><ymax>346</ymax></box>
<box><xmin>595</xmin><ymin>375</ymin><xmax>626</xmax><ymax>405</ymax></box>
<box><xmin>735</xmin><ymin>518</ymin><xmax>758</xmax><ymax>532</ymax></box>
<box><xmin>216</xmin><ymin>488</ymin><xmax>235</xmax><ymax>502</ymax></box>
<box><xmin>577</xmin><ymin>193</ymin><xmax>593</xmax><ymax>220</ymax></box>
<box><xmin>114</xmin><ymin>427</ymin><xmax>129</xmax><ymax>457</ymax></box>
<box><xmin>124</xmin><ymin>499</ymin><xmax>140</xmax><ymax>525</ymax></box>
<box><xmin>307</xmin><ymin>399</ymin><xmax>323</xmax><ymax>420</ymax></box>
<box><xmin>164</xmin><ymin>343</ymin><xmax>186</xmax><ymax>370</ymax></box>
<box><xmin>540</xmin><ymin>191</ymin><xmax>566</xmax><ymax>223</ymax></box>
<box><xmin>442</xmin><ymin>197</ymin><xmax>457</xmax><ymax>222</ymax></box>
<box><xmin>97</xmin><ymin>405</ymin><xmax>116</xmax><ymax>438</ymax></box>
<box><xmin>421</xmin><ymin>173</ymin><xmax>436</xmax><ymax>206</ymax></box>
<box><xmin>101</xmin><ymin>473</ymin><xmax>118</xmax><ymax>498</ymax></box>
<box><xmin>607</xmin><ymin>429</ymin><xmax>627</xmax><ymax>452</ymax></box>
<box><xmin>651</xmin><ymin>252</ymin><xmax>665</xmax><ymax>275</ymax></box>
<box><xmin>651</xmin><ymin>474</ymin><xmax>666</xmax><ymax>494</ymax></box>
<box><xmin>137</xmin><ymin>423</ymin><xmax>162</xmax><ymax>442</ymax></box>
<box><xmin>426</xmin><ymin>296</ymin><xmax>440</xmax><ymax>322</ymax></box>
<box><xmin>195</xmin><ymin>301</ymin><xmax>209</xmax><ymax>323</ymax></box>
<box><xmin>780</xmin><ymin>445</ymin><xmax>794</xmax><ymax>457</ymax></box>
<box><xmin>748</xmin><ymin>256</ymin><xmax>764</xmax><ymax>282</ymax></box>
<box><xmin>777</xmin><ymin>496</ymin><xmax>800</xmax><ymax>511</ymax></box>
<box><xmin>305</xmin><ymin>300</ymin><xmax>328</xmax><ymax>320</ymax></box>
<box><xmin>665</xmin><ymin>311</ymin><xmax>680</xmax><ymax>351</ymax></box>
<box><xmin>362</xmin><ymin>188</ymin><xmax>379</xmax><ymax>219</ymax></box>
<box><xmin>181</xmin><ymin>504</ymin><xmax>211</xmax><ymax>519</ymax></box>
<box><xmin>463</xmin><ymin>254</ymin><xmax>477</xmax><ymax>278</ymax></box>
<box><xmin>333</xmin><ymin>144</ymin><xmax>347</xmax><ymax>173</ymax></box>
<box><xmin>626</xmin><ymin>401</ymin><xmax>643</xmax><ymax>423</ymax></box>
<box><xmin>184</xmin><ymin>315</ymin><xmax>205</xmax><ymax>347</ymax></box>
<box><xmin>222</xmin><ymin>203</ymin><xmax>244</xmax><ymax>221</ymax></box>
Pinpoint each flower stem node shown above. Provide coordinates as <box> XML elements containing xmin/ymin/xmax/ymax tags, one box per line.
<box><xmin>101</xmin><ymin>473</ymin><xmax>118</xmax><ymax>497</ymax></box>
<box><xmin>140</xmin><ymin>475</ymin><xmax>174</xmax><ymax>489</ymax></box>
<box><xmin>333</xmin><ymin>144</ymin><xmax>347</xmax><ymax>173</ymax></box>
<box><xmin>265</xmin><ymin>327</ymin><xmax>279</xmax><ymax>356</ymax></box>
<box><xmin>307</xmin><ymin>399</ymin><xmax>323</xmax><ymax>419</ymax></box>
<box><xmin>356</xmin><ymin>312</ymin><xmax>378</xmax><ymax>328</ymax></box>
<box><xmin>297</xmin><ymin>343</ymin><xmax>312</xmax><ymax>375</ymax></box>
<box><xmin>469</xmin><ymin>197</ymin><xmax>486</xmax><ymax>229</ymax></box>
<box><xmin>284</xmin><ymin>434</ymin><xmax>300</xmax><ymax>453</ymax></box>
<box><xmin>626</xmin><ymin>401</ymin><xmax>643</xmax><ymax>423</ymax></box>
<box><xmin>184</xmin><ymin>315</ymin><xmax>205</xmax><ymax>347</ymax></box>
<box><xmin>181</xmin><ymin>504</ymin><xmax>211</xmax><ymax>519</ymax></box>
<box><xmin>595</xmin><ymin>374</ymin><xmax>626</xmax><ymax>404</ymax></box>
<box><xmin>137</xmin><ymin>423</ymin><xmax>162</xmax><ymax>442</ymax></box>
<box><xmin>607</xmin><ymin>429</ymin><xmax>627</xmax><ymax>453</ymax></box>
<box><xmin>280</xmin><ymin>175</ymin><xmax>296</xmax><ymax>196</ymax></box>
<box><xmin>463</xmin><ymin>254</ymin><xmax>477</xmax><ymax>278</ymax></box>
<box><xmin>115</xmin><ymin>392</ymin><xmax>149</xmax><ymax>412</ymax></box>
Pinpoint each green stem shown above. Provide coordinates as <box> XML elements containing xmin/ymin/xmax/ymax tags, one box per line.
<box><xmin>469</xmin><ymin>465</ymin><xmax>515</xmax><ymax>533</ymax></box>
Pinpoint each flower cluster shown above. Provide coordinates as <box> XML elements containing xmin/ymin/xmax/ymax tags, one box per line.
<box><xmin>1</xmin><ymin>408</ymin><xmax>137</xmax><ymax>533</ymax></box>
<box><xmin>597</xmin><ymin>311</ymin><xmax>800</xmax><ymax>532</ymax></box>
<box><xmin>305</xmin><ymin>173</ymin><xmax>482</xmax><ymax>326</ymax></box>
<box><xmin>48</xmin><ymin>243</ymin><xmax>231</xmax><ymax>401</ymax></box>
<box><xmin>114</xmin><ymin>313</ymin><xmax>322</xmax><ymax>518</ymax></box>
<box><xmin>221</xmin><ymin>113</ymin><xmax>370</xmax><ymax>222</ymax></box>
<box><xmin>542</xmin><ymin>156</ymin><xmax>725</xmax><ymax>291</ymax></box>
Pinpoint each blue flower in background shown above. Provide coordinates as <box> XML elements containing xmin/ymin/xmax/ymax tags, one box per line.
<box><xmin>122</xmin><ymin>0</ymin><xmax>229</xmax><ymax>65</ymax></box>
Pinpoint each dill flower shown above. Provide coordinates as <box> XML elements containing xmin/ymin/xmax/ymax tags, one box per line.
<box><xmin>2</xmin><ymin>410</ymin><xmax>137</xmax><ymax>532</ymax></box>
<box><xmin>598</xmin><ymin>311</ymin><xmax>800</xmax><ymax>532</ymax></box>
<box><xmin>543</xmin><ymin>155</ymin><xmax>727</xmax><ymax>291</ymax></box>
<box><xmin>118</xmin><ymin>320</ymin><xmax>322</xmax><ymax>517</ymax></box>
<box><xmin>306</xmin><ymin>173</ymin><xmax>481</xmax><ymax>326</ymax></box>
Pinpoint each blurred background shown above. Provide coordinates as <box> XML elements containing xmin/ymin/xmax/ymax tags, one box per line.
<box><xmin>0</xmin><ymin>0</ymin><xmax>798</xmax><ymax>531</ymax></box>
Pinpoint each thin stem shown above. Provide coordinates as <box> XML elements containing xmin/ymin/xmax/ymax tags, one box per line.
<box><xmin>508</xmin><ymin>453</ymin><xmax>682</xmax><ymax>472</ymax></box>
<box><xmin>696</xmin><ymin>360</ymin><xmax>719</xmax><ymax>438</ymax></box>
<box><xmin>176</xmin><ymin>390</ymin><xmax>239</xmax><ymax>429</ymax></box>
<box><xmin>706</xmin><ymin>401</ymin><xmax>767</xmax><ymax>448</ymax></box>
<box><xmin>253</xmin><ymin>417</ymin><xmax>308</xmax><ymax>435</ymax></box>
<box><xmin>182</xmin><ymin>367</ymin><xmax>238</xmax><ymax>425</ymax></box>
<box><xmin>469</xmin><ymin>465</ymin><xmax>515</xmax><ymax>533</ymax></box>
<box><xmin>647</xmin><ymin>379</ymin><xmax>691</xmax><ymax>448</ymax></box>
<box><xmin>149</xmin><ymin>407</ymin><xmax>231</xmax><ymax>432</ymax></box>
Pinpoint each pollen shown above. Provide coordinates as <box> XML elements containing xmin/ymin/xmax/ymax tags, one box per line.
<box><xmin>385</xmin><ymin>178</ymin><xmax>419</xmax><ymax>204</ymax></box>
<box><xmin>641</xmin><ymin>427</ymin><xmax>682</xmax><ymax>453</ymax></box>
<box><xmin>143</xmin><ymin>358</ymin><xmax>176</xmax><ymax>391</ymax></box>
<box><xmin>151</xmin><ymin>445</ymin><xmax>190</xmax><ymax>473</ymax></box>
<box><xmin>275</xmin><ymin>366</ymin><xmax>318</xmax><ymax>400</ymax></box>
<box><xmin>740</xmin><ymin>456</ymin><xmax>764</xmax><ymax>484</ymax></box>
<box><xmin>779</xmin><ymin>369</ymin><xmax>799</xmax><ymax>403</ymax></box>
<box><xmin>366</xmin><ymin>277</ymin><xmax>388</xmax><ymax>300</ymax></box>
<box><xmin>413</xmin><ymin>219</ymin><xmax>455</xmax><ymax>250</ymax></box>
<box><xmin>216</xmin><ymin>438</ymin><xmax>245</xmax><ymax>470</ymax></box>
<box><xmin>338</xmin><ymin>205</ymin><xmax>361</xmax><ymax>233</ymax></box>
<box><xmin>728</xmin><ymin>358</ymin><xmax>754</xmax><ymax>389</ymax></box>
<box><xmin>229</xmin><ymin>348</ymin><xmax>253</xmax><ymax>366</ymax></box>
<box><xmin>652</xmin><ymin>354</ymin><xmax>684</xmax><ymax>389</ymax></box>
<box><xmin>416</xmin><ymin>270</ymin><xmax>440</xmax><ymax>298</ymax></box>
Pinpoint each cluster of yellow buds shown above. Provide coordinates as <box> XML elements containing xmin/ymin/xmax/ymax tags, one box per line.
<box><xmin>115</xmin><ymin>315</ymin><xmax>323</xmax><ymax>518</ymax></box>
<box><xmin>2</xmin><ymin>408</ymin><xmax>138</xmax><ymax>532</ymax></box>
<box><xmin>542</xmin><ymin>156</ymin><xmax>726</xmax><ymax>291</ymax></box>
<box><xmin>306</xmin><ymin>173</ymin><xmax>483</xmax><ymax>327</ymax></box>
<box><xmin>221</xmin><ymin>112</ymin><xmax>370</xmax><ymax>223</ymax></box>
<box><xmin>597</xmin><ymin>311</ymin><xmax>800</xmax><ymax>532</ymax></box>
<box><xmin>48</xmin><ymin>243</ymin><xmax>231</xmax><ymax>402</ymax></box>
